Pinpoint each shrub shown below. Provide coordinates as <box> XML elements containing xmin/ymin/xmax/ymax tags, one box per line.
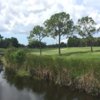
<box><xmin>4</xmin><ymin>49</ymin><xmax>26</xmax><ymax>69</ymax></box>
<box><xmin>12</xmin><ymin>50</ymin><xmax>26</xmax><ymax>64</ymax></box>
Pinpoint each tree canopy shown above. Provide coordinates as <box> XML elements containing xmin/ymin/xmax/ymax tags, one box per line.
<box><xmin>76</xmin><ymin>16</ymin><xmax>99</xmax><ymax>52</ymax></box>
<box><xmin>28</xmin><ymin>25</ymin><xmax>46</xmax><ymax>55</ymax></box>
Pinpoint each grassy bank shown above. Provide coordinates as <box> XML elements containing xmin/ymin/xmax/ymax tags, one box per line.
<box><xmin>3</xmin><ymin>47</ymin><xmax>100</xmax><ymax>95</ymax></box>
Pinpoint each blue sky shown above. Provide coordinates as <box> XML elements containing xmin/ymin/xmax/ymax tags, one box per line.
<box><xmin>0</xmin><ymin>0</ymin><xmax>100</xmax><ymax>45</ymax></box>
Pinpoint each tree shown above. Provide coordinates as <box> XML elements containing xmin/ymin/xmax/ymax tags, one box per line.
<box><xmin>28</xmin><ymin>25</ymin><xmax>46</xmax><ymax>55</ymax></box>
<box><xmin>76</xmin><ymin>16</ymin><xmax>99</xmax><ymax>52</ymax></box>
<box><xmin>10</xmin><ymin>37</ymin><xmax>19</xmax><ymax>47</ymax></box>
<box><xmin>44</xmin><ymin>12</ymin><xmax>74</xmax><ymax>55</ymax></box>
<box><xmin>0</xmin><ymin>36</ymin><xmax>20</xmax><ymax>48</ymax></box>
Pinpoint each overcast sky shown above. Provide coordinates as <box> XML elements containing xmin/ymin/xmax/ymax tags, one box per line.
<box><xmin>0</xmin><ymin>0</ymin><xmax>100</xmax><ymax>45</ymax></box>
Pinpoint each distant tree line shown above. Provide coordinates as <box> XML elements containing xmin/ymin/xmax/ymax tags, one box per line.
<box><xmin>67</xmin><ymin>36</ymin><xmax>100</xmax><ymax>47</ymax></box>
<box><xmin>28</xmin><ymin>40</ymin><xmax>46</xmax><ymax>48</ymax></box>
<box><xmin>46</xmin><ymin>42</ymin><xmax>67</xmax><ymax>48</ymax></box>
<box><xmin>28</xmin><ymin>36</ymin><xmax>100</xmax><ymax>48</ymax></box>
<box><xmin>1</xmin><ymin>34</ymin><xmax>100</xmax><ymax>49</ymax></box>
<box><xmin>0</xmin><ymin>35</ymin><xmax>24</xmax><ymax>48</ymax></box>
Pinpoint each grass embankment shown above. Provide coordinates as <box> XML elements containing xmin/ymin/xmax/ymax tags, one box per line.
<box><xmin>3</xmin><ymin>47</ymin><xmax>100</xmax><ymax>95</ymax></box>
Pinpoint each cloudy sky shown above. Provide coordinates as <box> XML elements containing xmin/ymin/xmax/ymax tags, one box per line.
<box><xmin>0</xmin><ymin>0</ymin><xmax>100</xmax><ymax>45</ymax></box>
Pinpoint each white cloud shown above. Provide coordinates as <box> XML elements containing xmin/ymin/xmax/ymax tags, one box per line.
<box><xmin>0</xmin><ymin>0</ymin><xmax>100</xmax><ymax>35</ymax></box>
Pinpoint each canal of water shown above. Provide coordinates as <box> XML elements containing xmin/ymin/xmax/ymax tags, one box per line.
<box><xmin>0</xmin><ymin>71</ymin><xmax>99</xmax><ymax>100</ymax></box>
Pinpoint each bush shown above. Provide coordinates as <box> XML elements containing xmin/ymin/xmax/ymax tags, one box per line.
<box><xmin>12</xmin><ymin>50</ymin><xmax>26</xmax><ymax>64</ymax></box>
<box><xmin>4</xmin><ymin>49</ymin><xmax>26</xmax><ymax>69</ymax></box>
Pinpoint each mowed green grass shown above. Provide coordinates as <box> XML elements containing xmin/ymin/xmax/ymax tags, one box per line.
<box><xmin>29</xmin><ymin>47</ymin><xmax>100</xmax><ymax>59</ymax></box>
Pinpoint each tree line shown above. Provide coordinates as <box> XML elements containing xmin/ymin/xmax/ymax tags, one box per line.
<box><xmin>1</xmin><ymin>34</ymin><xmax>100</xmax><ymax>49</ymax></box>
<box><xmin>28</xmin><ymin>12</ymin><xmax>100</xmax><ymax>55</ymax></box>
<box><xmin>68</xmin><ymin>36</ymin><xmax>100</xmax><ymax>47</ymax></box>
<box><xmin>28</xmin><ymin>36</ymin><xmax>100</xmax><ymax>48</ymax></box>
<box><xmin>0</xmin><ymin>35</ymin><xmax>24</xmax><ymax>48</ymax></box>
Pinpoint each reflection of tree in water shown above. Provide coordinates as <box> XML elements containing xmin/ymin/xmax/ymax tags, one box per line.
<box><xmin>5</xmin><ymin>71</ymin><xmax>99</xmax><ymax>100</ymax></box>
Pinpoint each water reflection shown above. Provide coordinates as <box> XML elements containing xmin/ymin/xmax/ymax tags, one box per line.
<box><xmin>0</xmin><ymin>71</ymin><xmax>99</xmax><ymax>100</ymax></box>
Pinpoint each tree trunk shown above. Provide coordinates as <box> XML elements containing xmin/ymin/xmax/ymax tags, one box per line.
<box><xmin>40</xmin><ymin>40</ymin><xmax>42</xmax><ymax>55</ymax></box>
<box><xmin>58</xmin><ymin>33</ymin><xmax>61</xmax><ymax>55</ymax></box>
<box><xmin>91</xmin><ymin>45</ymin><xmax>93</xmax><ymax>52</ymax></box>
<box><xmin>90</xmin><ymin>39</ymin><xmax>93</xmax><ymax>52</ymax></box>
